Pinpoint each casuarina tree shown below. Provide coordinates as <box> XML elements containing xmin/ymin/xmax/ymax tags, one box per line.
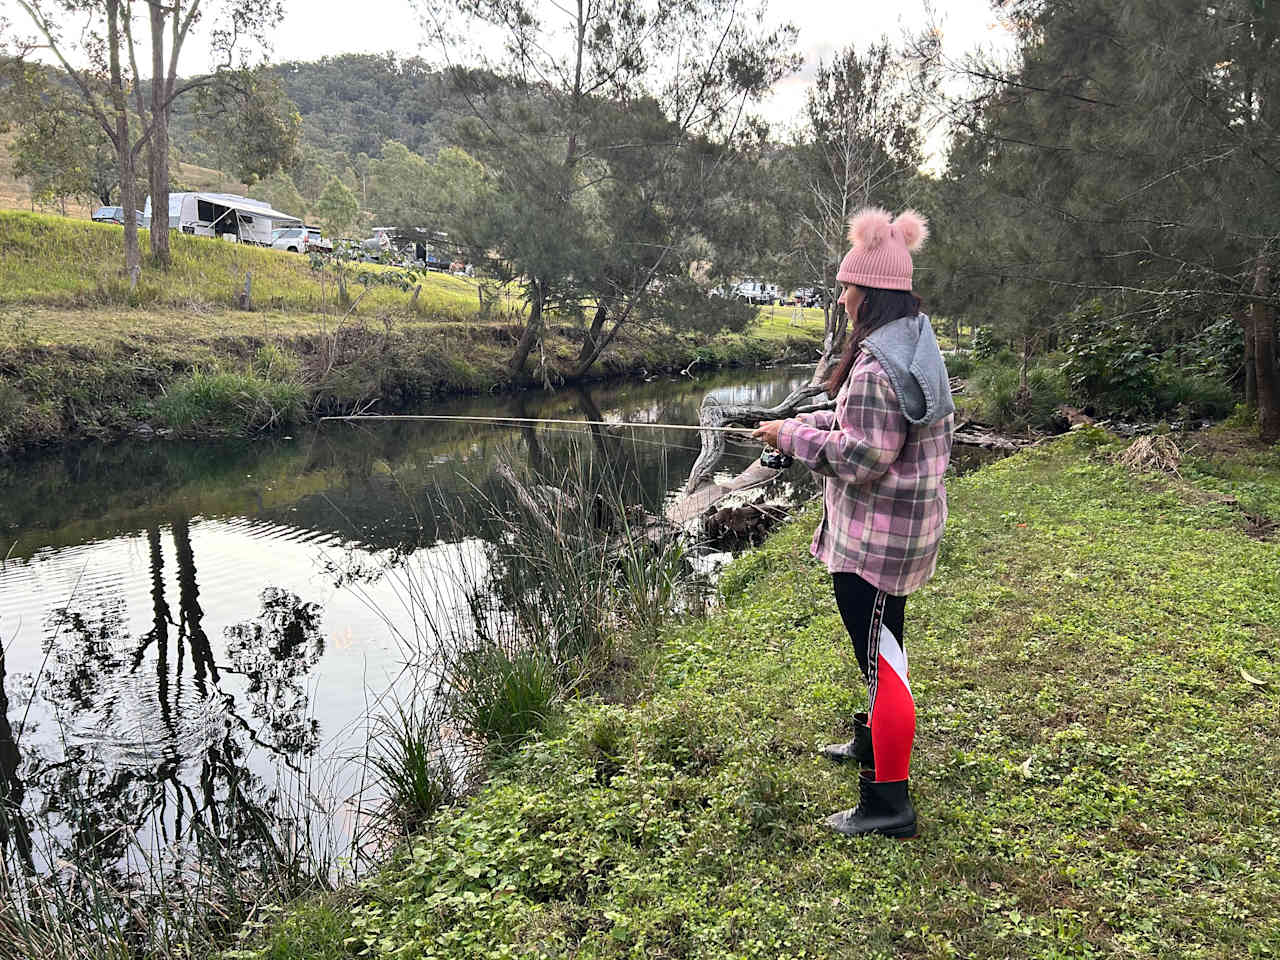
<box><xmin>423</xmin><ymin>0</ymin><xmax>798</xmax><ymax>380</ymax></box>
<box><xmin>928</xmin><ymin>0</ymin><xmax>1280</xmax><ymax>437</ymax></box>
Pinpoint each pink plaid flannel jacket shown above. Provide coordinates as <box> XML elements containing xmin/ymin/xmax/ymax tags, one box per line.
<box><xmin>776</xmin><ymin>352</ymin><xmax>953</xmax><ymax>596</ymax></box>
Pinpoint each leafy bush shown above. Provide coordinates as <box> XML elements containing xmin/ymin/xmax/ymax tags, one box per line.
<box><xmin>972</xmin><ymin>325</ymin><xmax>1003</xmax><ymax>360</ymax></box>
<box><xmin>1062</xmin><ymin>322</ymin><xmax>1238</xmax><ymax>420</ymax></box>
<box><xmin>1061</xmin><ymin>323</ymin><xmax>1159</xmax><ymax>417</ymax></box>
<box><xmin>1182</xmin><ymin>314</ymin><xmax>1244</xmax><ymax>378</ymax></box>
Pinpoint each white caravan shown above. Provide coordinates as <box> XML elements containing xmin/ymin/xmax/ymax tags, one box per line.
<box><xmin>143</xmin><ymin>192</ymin><xmax>301</xmax><ymax>245</ymax></box>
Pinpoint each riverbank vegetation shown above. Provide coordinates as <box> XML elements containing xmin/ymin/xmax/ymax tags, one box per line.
<box><xmin>212</xmin><ymin>425</ymin><xmax>1280</xmax><ymax>959</ymax></box>
<box><xmin>0</xmin><ymin>211</ymin><xmax>826</xmax><ymax>457</ymax></box>
<box><xmin>948</xmin><ymin>317</ymin><xmax>1240</xmax><ymax>435</ymax></box>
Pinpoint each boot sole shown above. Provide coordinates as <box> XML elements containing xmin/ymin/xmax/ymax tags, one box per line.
<box><xmin>824</xmin><ymin>819</ymin><xmax>918</xmax><ymax>839</ymax></box>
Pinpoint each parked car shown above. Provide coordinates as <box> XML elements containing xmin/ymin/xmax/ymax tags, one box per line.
<box><xmin>789</xmin><ymin>287</ymin><xmax>824</xmax><ymax>308</ymax></box>
<box><xmin>271</xmin><ymin>225</ymin><xmax>332</xmax><ymax>254</ymax></box>
<box><xmin>92</xmin><ymin>206</ymin><xmax>147</xmax><ymax>226</ymax></box>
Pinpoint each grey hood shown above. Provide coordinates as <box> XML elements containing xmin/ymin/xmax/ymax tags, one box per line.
<box><xmin>861</xmin><ymin>313</ymin><xmax>955</xmax><ymax>427</ymax></box>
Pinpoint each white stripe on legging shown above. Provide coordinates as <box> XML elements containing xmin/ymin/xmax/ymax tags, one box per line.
<box><xmin>877</xmin><ymin>623</ymin><xmax>911</xmax><ymax>695</ymax></box>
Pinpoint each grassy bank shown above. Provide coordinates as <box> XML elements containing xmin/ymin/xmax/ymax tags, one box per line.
<box><xmin>0</xmin><ymin>211</ymin><xmax>826</xmax><ymax>456</ymax></box>
<box><xmin>230</xmin><ymin>426</ymin><xmax>1280</xmax><ymax>959</ymax></box>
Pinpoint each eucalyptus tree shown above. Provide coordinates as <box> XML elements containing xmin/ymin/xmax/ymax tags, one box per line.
<box><xmin>931</xmin><ymin>0</ymin><xmax>1280</xmax><ymax>437</ymax></box>
<box><xmin>8</xmin><ymin>0</ymin><xmax>283</xmax><ymax>276</ymax></box>
<box><xmin>314</xmin><ymin>175</ymin><xmax>358</xmax><ymax>238</ymax></box>
<box><xmin>0</xmin><ymin>58</ymin><xmax>126</xmax><ymax>210</ymax></box>
<box><xmin>425</xmin><ymin>0</ymin><xmax>798</xmax><ymax>380</ymax></box>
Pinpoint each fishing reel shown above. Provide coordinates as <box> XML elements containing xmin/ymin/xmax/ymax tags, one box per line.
<box><xmin>759</xmin><ymin>445</ymin><xmax>794</xmax><ymax>470</ymax></box>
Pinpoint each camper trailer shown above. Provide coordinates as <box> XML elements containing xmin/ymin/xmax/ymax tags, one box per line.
<box><xmin>143</xmin><ymin>192</ymin><xmax>301</xmax><ymax>245</ymax></box>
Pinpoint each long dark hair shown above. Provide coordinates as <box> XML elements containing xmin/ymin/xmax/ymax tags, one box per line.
<box><xmin>824</xmin><ymin>285</ymin><xmax>923</xmax><ymax>396</ymax></box>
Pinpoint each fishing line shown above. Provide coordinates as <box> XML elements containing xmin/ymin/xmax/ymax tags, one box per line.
<box><xmin>323</xmin><ymin>413</ymin><xmax>771</xmax><ymax>462</ymax></box>
<box><xmin>320</xmin><ymin>413</ymin><xmax>760</xmax><ymax>436</ymax></box>
<box><xmin>516</xmin><ymin>421</ymin><xmax>759</xmax><ymax>459</ymax></box>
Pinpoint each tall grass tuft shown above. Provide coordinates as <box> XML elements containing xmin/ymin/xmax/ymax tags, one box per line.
<box><xmin>442</xmin><ymin>641</ymin><xmax>560</xmax><ymax>750</ymax></box>
<box><xmin>367</xmin><ymin>692</ymin><xmax>457</xmax><ymax>835</ymax></box>
<box><xmin>153</xmin><ymin>366</ymin><xmax>306</xmax><ymax>433</ymax></box>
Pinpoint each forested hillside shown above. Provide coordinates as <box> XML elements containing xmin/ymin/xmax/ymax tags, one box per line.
<box><xmin>164</xmin><ymin>54</ymin><xmax>465</xmax><ymax>214</ymax></box>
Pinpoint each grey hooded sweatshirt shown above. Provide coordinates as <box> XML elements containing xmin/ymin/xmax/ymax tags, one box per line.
<box><xmin>861</xmin><ymin>313</ymin><xmax>955</xmax><ymax>427</ymax></box>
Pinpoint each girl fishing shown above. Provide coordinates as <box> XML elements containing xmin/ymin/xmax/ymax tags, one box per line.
<box><xmin>752</xmin><ymin>208</ymin><xmax>953</xmax><ymax>838</ymax></box>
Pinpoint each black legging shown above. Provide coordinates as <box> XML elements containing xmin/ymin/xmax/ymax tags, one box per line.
<box><xmin>831</xmin><ymin>572</ymin><xmax>915</xmax><ymax>782</ymax></box>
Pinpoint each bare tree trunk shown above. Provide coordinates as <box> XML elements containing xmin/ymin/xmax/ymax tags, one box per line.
<box><xmin>1253</xmin><ymin>254</ymin><xmax>1278</xmax><ymax>440</ymax></box>
<box><xmin>814</xmin><ymin>299</ymin><xmax>847</xmax><ymax>387</ymax></box>
<box><xmin>575</xmin><ymin>302</ymin><xmax>608</xmax><ymax>371</ymax></box>
<box><xmin>148</xmin><ymin>2</ymin><xmax>171</xmax><ymax>267</ymax></box>
<box><xmin>508</xmin><ymin>279</ymin><xmax>545</xmax><ymax>379</ymax></box>
<box><xmin>106</xmin><ymin>0</ymin><xmax>141</xmax><ymax>287</ymax></box>
<box><xmin>1242</xmin><ymin>306</ymin><xmax>1257</xmax><ymax>410</ymax></box>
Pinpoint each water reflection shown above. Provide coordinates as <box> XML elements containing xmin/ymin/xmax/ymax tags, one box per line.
<box><xmin>0</xmin><ymin>367</ymin><xmax>1000</xmax><ymax>896</ymax></box>
<box><xmin>0</xmin><ymin>368</ymin><xmax>816</xmax><ymax>892</ymax></box>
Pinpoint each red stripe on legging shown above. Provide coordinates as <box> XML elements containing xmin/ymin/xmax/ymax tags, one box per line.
<box><xmin>871</xmin><ymin>650</ymin><xmax>915</xmax><ymax>782</ymax></box>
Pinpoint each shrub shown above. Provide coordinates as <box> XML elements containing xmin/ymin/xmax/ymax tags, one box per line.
<box><xmin>1061</xmin><ymin>323</ymin><xmax>1159</xmax><ymax>417</ymax></box>
<box><xmin>969</xmin><ymin>357</ymin><xmax>1068</xmax><ymax>433</ymax></box>
<box><xmin>943</xmin><ymin>350</ymin><xmax>974</xmax><ymax>379</ymax></box>
<box><xmin>1150</xmin><ymin>359</ymin><xmax>1236</xmax><ymax>420</ymax></box>
<box><xmin>1061</xmin><ymin>322</ymin><xmax>1238</xmax><ymax>420</ymax></box>
<box><xmin>972</xmin><ymin>325</ymin><xmax>1003</xmax><ymax>360</ymax></box>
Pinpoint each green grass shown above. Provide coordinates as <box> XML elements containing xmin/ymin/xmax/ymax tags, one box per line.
<box><xmin>0</xmin><ymin>210</ymin><xmax>484</xmax><ymax>318</ymax></box>
<box><xmin>231</xmin><ymin>427</ymin><xmax>1280</xmax><ymax>959</ymax></box>
<box><xmin>152</xmin><ymin>367</ymin><xmax>307</xmax><ymax>432</ymax></box>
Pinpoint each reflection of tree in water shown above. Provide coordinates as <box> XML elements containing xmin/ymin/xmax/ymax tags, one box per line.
<box><xmin>1</xmin><ymin>519</ymin><xmax>329</xmax><ymax>914</ymax></box>
<box><xmin>173</xmin><ymin>515</ymin><xmax>222</xmax><ymax>697</ymax></box>
<box><xmin>0</xmin><ymin>646</ymin><xmax>34</xmax><ymax>876</ymax></box>
<box><xmin>225</xmin><ymin>588</ymin><xmax>324</xmax><ymax>756</ymax></box>
<box><xmin>42</xmin><ymin>599</ymin><xmax>128</xmax><ymax>715</ymax></box>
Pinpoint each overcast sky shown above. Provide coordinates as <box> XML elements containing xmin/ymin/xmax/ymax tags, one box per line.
<box><xmin>223</xmin><ymin>0</ymin><xmax>1011</xmax><ymax>130</ymax></box>
<box><xmin>5</xmin><ymin>0</ymin><xmax>1013</xmax><ymax>140</ymax></box>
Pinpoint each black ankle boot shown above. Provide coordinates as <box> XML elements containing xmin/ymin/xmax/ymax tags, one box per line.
<box><xmin>823</xmin><ymin>775</ymin><xmax>917</xmax><ymax>839</ymax></box>
<box><xmin>819</xmin><ymin>711</ymin><xmax>874</xmax><ymax>768</ymax></box>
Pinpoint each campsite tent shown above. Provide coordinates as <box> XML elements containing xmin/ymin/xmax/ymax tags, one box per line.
<box><xmin>143</xmin><ymin>193</ymin><xmax>302</xmax><ymax>245</ymax></box>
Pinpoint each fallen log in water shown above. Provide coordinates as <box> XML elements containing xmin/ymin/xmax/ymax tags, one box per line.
<box><xmin>951</xmin><ymin>421</ymin><xmax>1035</xmax><ymax>450</ymax></box>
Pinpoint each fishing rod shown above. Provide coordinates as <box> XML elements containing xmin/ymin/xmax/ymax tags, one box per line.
<box><xmin>319</xmin><ymin>413</ymin><xmax>759</xmax><ymax>435</ymax></box>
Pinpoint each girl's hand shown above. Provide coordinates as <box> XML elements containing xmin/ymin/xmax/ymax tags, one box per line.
<box><xmin>752</xmin><ymin>419</ymin><xmax>784</xmax><ymax>447</ymax></box>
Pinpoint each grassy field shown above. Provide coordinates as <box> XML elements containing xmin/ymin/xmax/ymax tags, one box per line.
<box><xmin>0</xmin><ymin>210</ymin><xmax>827</xmax><ymax>456</ymax></box>
<box><xmin>231</xmin><ymin>426</ymin><xmax>1280</xmax><ymax>960</ymax></box>
<box><xmin>0</xmin><ymin>210</ymin><xmax>486</xmax><ymax>317</ymax></box>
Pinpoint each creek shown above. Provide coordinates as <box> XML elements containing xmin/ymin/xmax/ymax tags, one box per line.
<box><xmin>0</xmin><ymin>365</ymin><xmax>999</xmax><ymax>890</ymax></box>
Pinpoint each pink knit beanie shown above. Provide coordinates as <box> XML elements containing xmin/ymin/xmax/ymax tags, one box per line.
<box><xmin>836</xmin><ymin>207</ymin><xmax>929</xmax><ymax>291</ymax></box>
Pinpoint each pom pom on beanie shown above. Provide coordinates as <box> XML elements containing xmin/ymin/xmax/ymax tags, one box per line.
<box><xmin>893</xmin><ymin>209</ymin><xmax>929</xmax><ymax>252</ymax></box>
